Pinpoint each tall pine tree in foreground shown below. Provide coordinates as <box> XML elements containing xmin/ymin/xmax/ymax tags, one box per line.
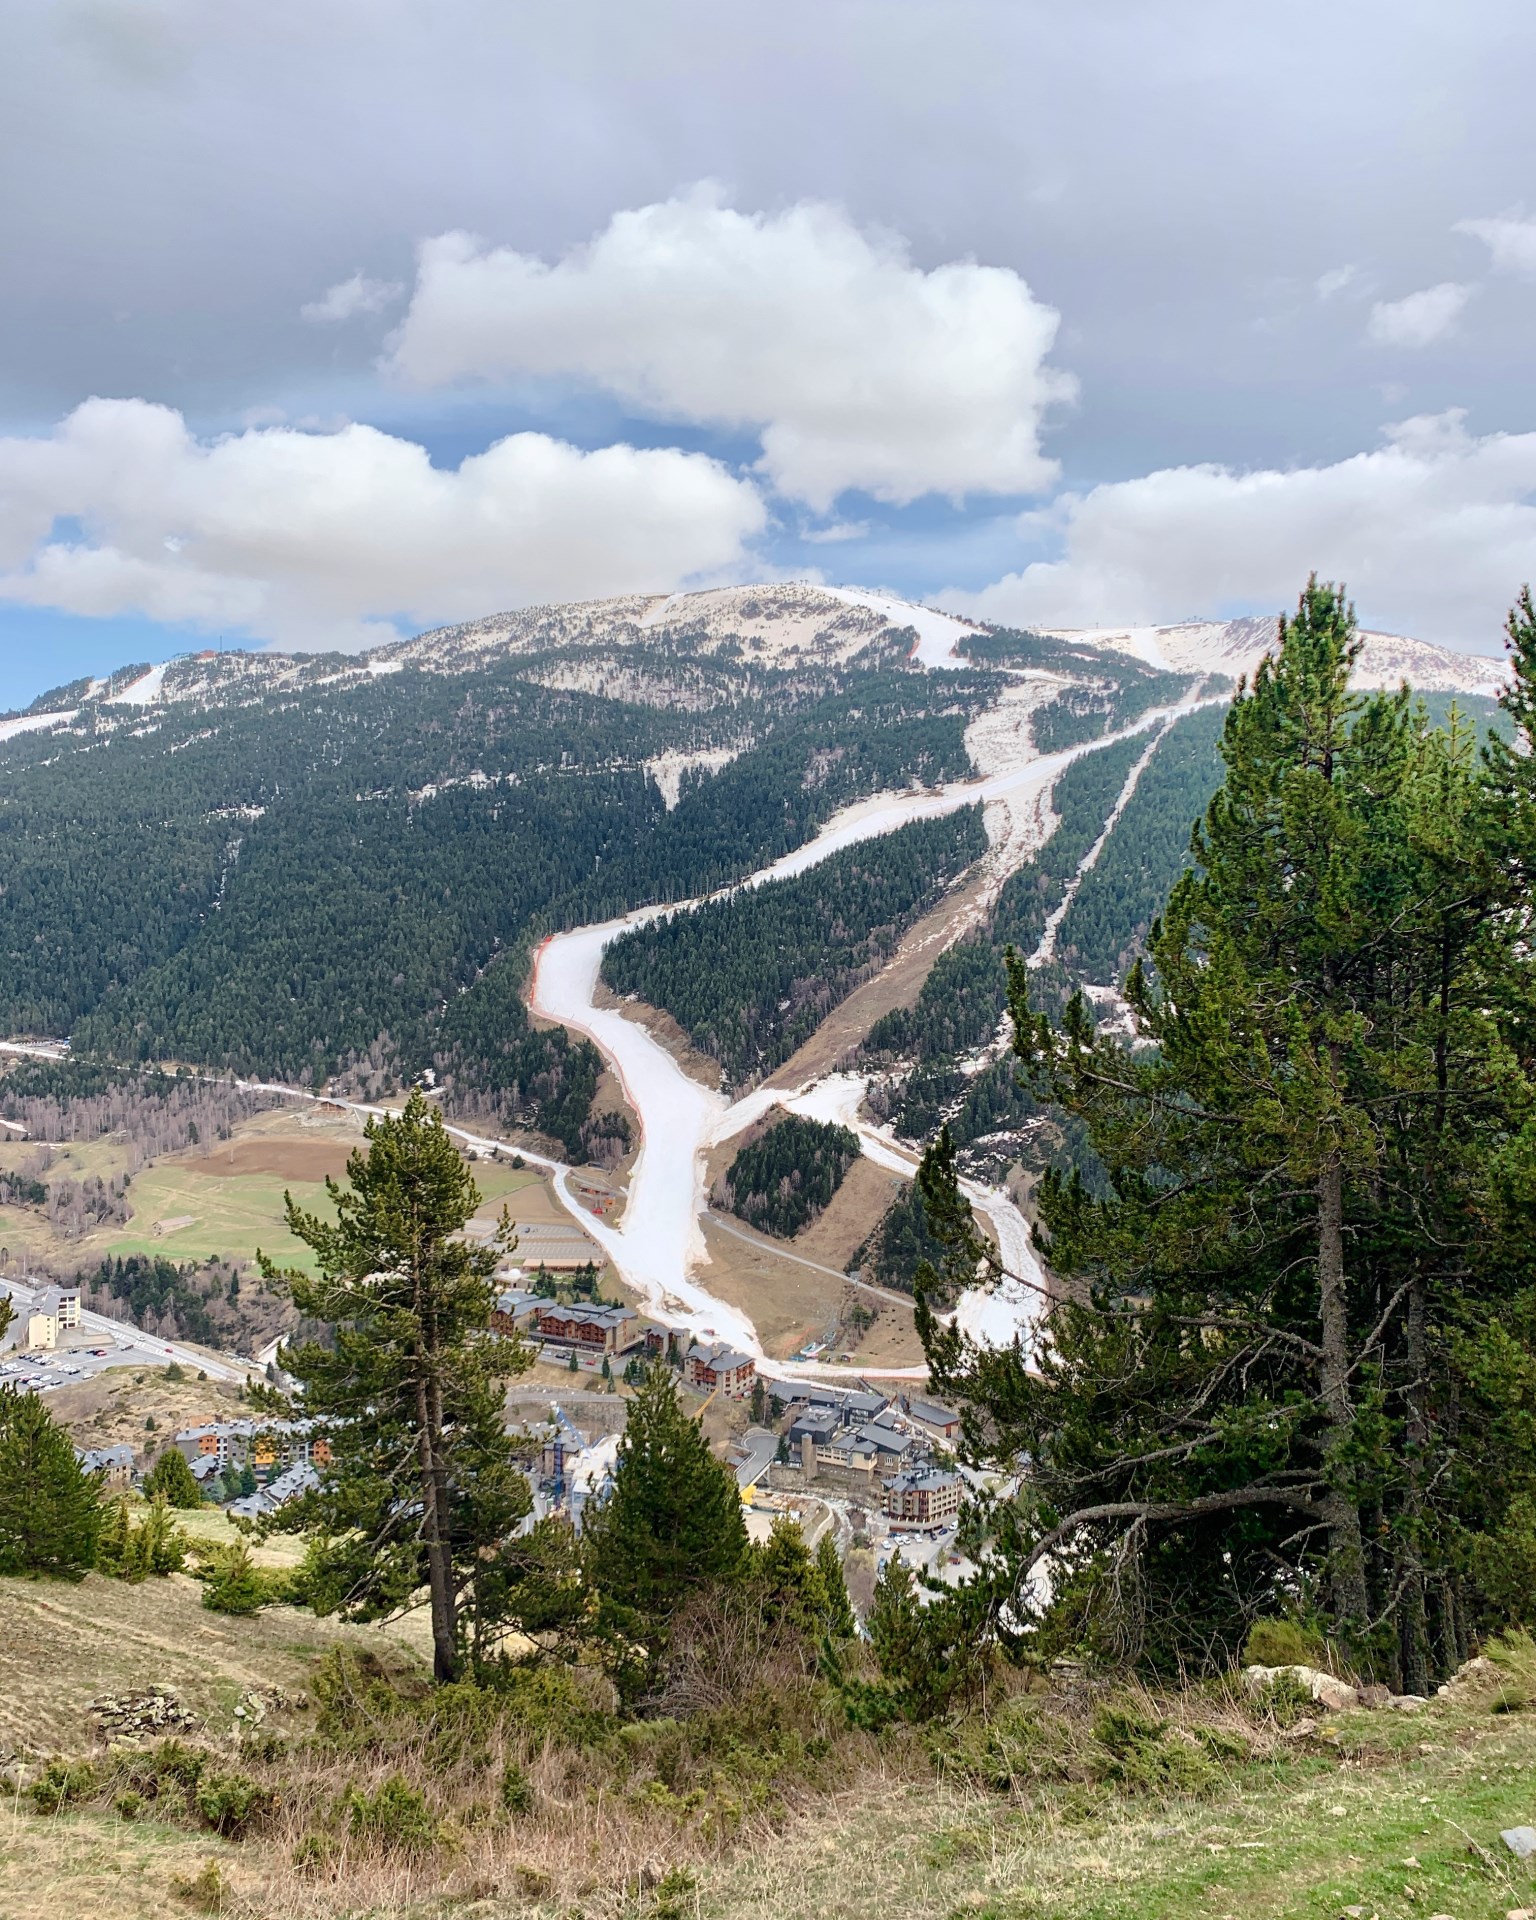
<box><xmin>0</xmin><ymin>1388</ymin><xmax>102</xmax><ymax>1579</ymax></box>
<box><xmin>919</xmin><ymin>579</ymin><xmax>1536</xmax><ymax>1688</ymax></box>
<box><xmin>261</xmin><ymin>1092</ymin><xmax>531</xmax><ymax>1682</ymax></box>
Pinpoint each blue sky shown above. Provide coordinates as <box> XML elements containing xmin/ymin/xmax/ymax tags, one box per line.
<box><xmin>2</xmin><ymin>1</ymin><xmax>1535</xmax><ymax>711</ymax></box>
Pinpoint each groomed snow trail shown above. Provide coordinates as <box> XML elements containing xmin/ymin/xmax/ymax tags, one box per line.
<box><xmin>525</xmin><ymin>693</ymin><xmax>1198</xmax><ymax>1377</ymax></box>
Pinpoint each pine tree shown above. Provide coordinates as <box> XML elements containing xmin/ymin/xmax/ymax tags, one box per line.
<box><xmin>921</xmin><ymin>579</ymin><xmax>1536</xmax><ymax>1681</ymax></box>
<box><xmin>582</xmin><ymin>1366</ymin><xmax>747</xmax><ymax>1647</ymax></box>
<box><xmin>261</xmin><ymin>1092</ymin><xmax>532</xmax><ymax>1682</ymax></box>
<box><xmin>0</xmin><ymin>1388</ymin><xmax>102</xmax><ymax>1579</ymax></box>
<box><xmin>144</xmin><ymin>1447</ymin><xmax>203</xmax><ymax>1509</ymax></box>
<box><xmin>812</xmin><ymin>1531</ymin><xmax>857</xmax><ymax>1640</ymax></box>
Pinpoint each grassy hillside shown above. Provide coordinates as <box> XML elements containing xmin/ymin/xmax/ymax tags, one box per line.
<box><xmin>4</xmin><ymin>1570</ymin><xmax>1534</xmax><ymax>1920</ymax></box>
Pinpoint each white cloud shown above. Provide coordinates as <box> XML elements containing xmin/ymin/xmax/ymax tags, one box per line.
<box><xmin>1455</xmin><ymin>210</ymin><xmax>1536</xmax><ymax>278</ymax></box>
<box><xmin>301</xmin><ymin>272</ymin><xmax>405</xmax><ymax>324</ymax></box>
<box><xmin>1315</xmin><ymin>263</ymin><xmax>1360</xmax><ymax>302</ymax></box>
<box><xmin>0</xmin><ymin>398</ymin><xmax>766</xmax><ymax>650</ymax></box>
<box><xmin>385</xmin><ymin>187</ymin><xmax>1074</xmax><ymax>511</ymax></box>
<box><xmin>1366</xmin><ymin>282</ymin><xmax>1472</xmax><ymax>347</ymax></box>
<box><xmin>947</xmin><ymin>411</ymin><xmax>1536</xmax><ymax>648</ymax></box>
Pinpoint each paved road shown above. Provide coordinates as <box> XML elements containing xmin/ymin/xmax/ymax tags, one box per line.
<box><xmin>0</xmin><ymin>1279</ymin><xmax>254</xmax><ymax>1386</ymax></box>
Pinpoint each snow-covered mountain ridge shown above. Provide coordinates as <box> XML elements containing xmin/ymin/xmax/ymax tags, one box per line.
<box><xmin>2</xmin><ymin>584</ymin><xmax>1507</xmax><ymax>738</ymax></box>
<box><xmin>1041</xmin><ymin>613</ymin><xmax>1507</xmax><ymax>696</ymax></box>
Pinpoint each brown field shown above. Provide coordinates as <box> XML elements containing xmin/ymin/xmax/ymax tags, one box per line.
<box><xmin>696</xmin><ymin>1215</ymin><xmax>923</xmax><ymax>1369</ymax></box>
<box><xmin>795</xmin><ymin>1155</ymin><xmax>906</xmax><ymax>1272</ymax></box>
<box><xmin>175</xmin><ymin>1136</ymin><xmax>357</xmax><ymax>1183</ymax></box>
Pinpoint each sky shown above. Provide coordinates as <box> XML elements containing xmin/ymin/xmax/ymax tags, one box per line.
<box><xmin>2</xmin><ymin>0</ymin><xmax>1535</xmax><ymax>709</ymax></box>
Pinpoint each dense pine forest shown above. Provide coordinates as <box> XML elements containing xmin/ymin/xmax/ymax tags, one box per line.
<box><xmin>715</xmin><ymin>1111</ymin><xmax>860</xmax><ymax>1238</ymax></box>
<box><xmin>601</xmin><ymin>807</ymin><xmax>988</xmax><ymax>1086</ymax></box>
<box><xmin>0</xmin><ymin>642</ymin><xmax>992</xmax><ymax>1138</ymax></box>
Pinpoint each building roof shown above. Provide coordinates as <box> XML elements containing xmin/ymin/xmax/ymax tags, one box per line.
<box><xmin>537</xmin><ymin>1302</ymin><xmax>636</xmax><ymax>1331</ymax></box>
<box><xmin>76</xmin><ymin>1444</ymin><xmax>135</xmax><ymax>1471</ymax></box>
<box><xmin>788</xmin><ymin>1406</ymin><xmax>842</xmax><ymax>1439</ymax></box>
<box><xmin>907</xmin><ymin>1398</ymin><xmax>959</xmax><ymax>1427</ymax></box>
<box><xmin>887</xmin><ymin>1467</ymin><xmax>959</xmax><ymax>1494</ymax></box>
<box><xmin>688</xmin><ymin>1342</ymin><xmax>754</xmax><ymax>1373</ymax></box>
<box><xmin>498</xmin><ymin>1220</ymin><xmax>604</xmax><ymax>1265</ymax></box>
<box><xmin>494</xmin><ymin>1287</ymin><xmax>543</xmax><ymax>1316</ymax></box>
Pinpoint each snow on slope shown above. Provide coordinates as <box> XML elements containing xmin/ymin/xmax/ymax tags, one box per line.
<box><xmin>0</xmin><ymin>708</ymin><xmax>77</xmax><ymax>743</ymax></box>
<box><xmin>1043</xmin><ymin>615</ymin><xmax>1505</xmax><ymax>697</ymax></box>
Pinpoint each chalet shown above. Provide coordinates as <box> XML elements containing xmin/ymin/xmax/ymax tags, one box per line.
<box><xmin>76</xmin><ymin>1443</ymin><xmax>135</xmax><ymax>1490</ymax></box>
<box><xmin>533</xmin><ymin>1302</ymin><xmax>639</xmax><ymax>1357</ymax></box>
<box><xmin>685</xmin><ymin>1342</ymin><xmax>756</xmax><ymax>1397</ymax></box>
<box><xmin>884</xmin><ymin>1467</ymin><xmax>961</xmax><ymax>1529</ymax></box>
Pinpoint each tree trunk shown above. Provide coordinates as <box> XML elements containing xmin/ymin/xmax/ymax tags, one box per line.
<box><xmin>1396</xmin><ymin>1275</ymin><xmax>1432</xmax><ymax>1695</ymax></box>
<box><xmin>414</xmin><ymin>1366</ymin><xmax>458</xmax><ymax>1684</ymax></box>
<box><xmin>1317</xmin><ymin>1149</ymin><xmax>1370</xmax><ymax>1641</ymax></box>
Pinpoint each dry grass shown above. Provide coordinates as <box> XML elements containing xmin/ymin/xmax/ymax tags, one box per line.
<box><xmin>7</xmin><ymin>1569</ymin><xmax>1536</xmax><ymax>1920</ymax></box>
<box><xmin>0</xmin><ymin>1571</ymin><xmax>429</xmax><ymax>1760</ymax></box>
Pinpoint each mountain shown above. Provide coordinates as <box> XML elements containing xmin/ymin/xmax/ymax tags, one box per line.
<box><xmin>0</xmin><ymin>583</ymin><xmax>1509</xmax><ymax>1190</ymax></box>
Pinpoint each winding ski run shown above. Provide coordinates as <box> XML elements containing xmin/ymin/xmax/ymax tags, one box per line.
<box><xmin>522</xmin><ymin>681</ymin><xmax>1211</xmax><ymax>1386</ymax></box>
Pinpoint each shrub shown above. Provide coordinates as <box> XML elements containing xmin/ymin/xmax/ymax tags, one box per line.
<box><xmin>1241</xmin><ymin>1616</ymin><xmax>1327</xmax><ymax>1670</ymax></box>
<box><xmin>200</xmin><ymin>1544</ymin><xmax>266</xmax><ymax>1615</ymax></box>
<box><xmin>1247</xmin><ymin>1669</ymin><xmax>1317</xmax><ymax>1728</ymax></box>
<box><xmin>114</xmin><ymin>1789</ymin><xmax>148</xmax><ymax>1821</ymax></box>
<box><xmin>500</xmin><ymin>1761</ymin><xmax>534</xmax><ymax>1814</ymax></box>
<box><xmin>1090</xmin><ymin>1704</ymin><xmax>1219</xmax><ymax>1795</ymax></box>
<box><xmin>96</xmin><ymin>1496</ymin><xmax>188</xmax><ymax>1581</ymax></box>
<box><xmin>26</xmin><ymin>1757</ymin><xmax>98</xmax><ymax>1812</ymax></box>
<box><xmin>194</xmin><ymin>1768</ymin><xmax>273</xmax><ymax>1836</ymax></box>
<box><xmin>170</xmin><ymin>1859</ymin><xmax>227</xmax><ymax>1913</ymax></box>
<box><xmin>151</xmin><ymin>1738</ymin><xmax>208</xmax><ymax>1788</ymax></box>
<box><xmin>341</xmin><ymin>1773</ymin><xmax>441</xmax><ymax>1857</ymax></box>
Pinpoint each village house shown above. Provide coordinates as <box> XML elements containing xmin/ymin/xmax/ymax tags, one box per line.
<box><xmin>685</xmin><ymin>1342</ymin><xmax>756</xmax><ymax>1397</ymax></box>
<box><xmin>76</xmin><ymin>1442</ymin><xmax>135</xmax><ymax>1490</ymax></box>
<box><xmin>884</xmin><ymin>1466</ymin><xmax>961</xmax><ymax>1529</ymax></box>
<box><xmin>904</xmin><ymin>1397</ymin><xmax>961</xmax><ymax>1442</ymax></box>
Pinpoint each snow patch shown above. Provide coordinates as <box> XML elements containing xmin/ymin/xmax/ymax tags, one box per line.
<box><xmin>817</xmin><ymin>584</ymin><xmax>982</xmax><ymax>670</ymax></box>
<box><xmin>106</xmin><ymin>663</ymin><xmax>168</xmax><ymax>706</ymax></box>
<box><xmin>0</xmin><ymin>709</ymin><xmax>76</xmax><ymax>744</ymax></box>
<box><xmin>645</xmin><ymin>745</ymin><xmax>740</xmax><ymax>810</ymax></box>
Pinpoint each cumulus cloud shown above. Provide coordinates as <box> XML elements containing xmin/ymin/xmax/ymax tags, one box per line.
<box><xmin>1455</xmin><ymin>210</ymin><xmax>1536</xmax><ymax>278</ymax></box>
<box><xmin>301</xmin><ymin>272</ymin><xmax>405</xmax><ymax>324</ymax></box>
<box><xmin>384</xmin><ymin>188</ymin><xmax>1074</xmax><ymax>511</ymax></box>
<box><xmin>947</xmin><ymin>411</ymin><xmax>1536</xmax><ymax>648</ymax></box>
<box><xmin>0</xmin><ymin>398</ymin><xmax>766</xmax><ymax>651</ymax></box>
<box><xmin>1367</xmin><ymin>282</ymin><xmax>1472</xmax><ymax>347</ymax></box>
